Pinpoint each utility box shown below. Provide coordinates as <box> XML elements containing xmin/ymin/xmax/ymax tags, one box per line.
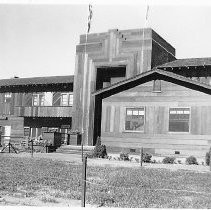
<box><xmin>69</xmin><ymin>133</ymin><xmax>82</xmax><ymax>145</ymax></box>
<box><xmin>43</xmin><ymin>132</ymin><xmax>62</xmax><ymax>147</ymax></box>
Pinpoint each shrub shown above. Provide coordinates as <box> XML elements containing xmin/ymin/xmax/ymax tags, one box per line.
<box><xmin>87</xmin><ymin>137</ymin><xmax>107</xmax><ymax>158</ymax></box>
<box><xmin>92</xmin><ymin>145</ymin><xmax>107</xmax><ymax>158</ymax></box>
<box><xmin>185</xmin><ymin>156</ymin><xmax>198</xmax><ymax>165</ymax></box>
<box><xmin>120</xmin><ymin>152</ymin><xmax>129</xmax><ymax>161</ymax></box>
<box><xmin>205</xmin><ymin>147</ymin><xmax>211</xmax><ymax>166</ymax></box>
<box><xmin>177</xmin><ymin>160</ymin><xmax>182</xmax><ymax>164</ymax></box>
<box><xmin>142</xmin><ymin>153</ymin><xmax>152</xmax><ymax>163</ymax></box>
<box><xmin>162</xmin><ymin>156</ymin><xmax>176</xmax><ymax>164</ymax></box>
<box><xmin>85</xmin><ymin>151</ymin><xmax>94</xmax><ymax>158</ymax></box>
<box><xmin>205</xmin><ymin>152</ymin><xmax>210</xmax><ymax>166</ymax></box>
<box><xmin>135</xmin><ymin>158</ymin><xmax>139</xmax><ymax>163</ymax></box>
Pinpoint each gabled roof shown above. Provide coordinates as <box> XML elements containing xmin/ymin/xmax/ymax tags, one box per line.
<box><xmin>0</xmin><ymin>75</ymin><xmax>74</xmax><ymax>93</ymax></box>
<box><xmin>158</xmin><ymin>57</ymin><xmax>211</xmax><ymax>68</ymax></box>
<box><xmin>93</xmin><ymin>68</ymin><xmax>211</xmax><ymax>98</ymax></box>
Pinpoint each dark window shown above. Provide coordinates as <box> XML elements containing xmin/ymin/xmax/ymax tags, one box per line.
<box><xmin>125</xmin><ymin>108</ymin><xmax>145</xmax><ymax>131</ymax></box>
<box><xmin>169</xmin><ymin>108</ymin><xmax>190</xmax><ymax>132</ymax></box>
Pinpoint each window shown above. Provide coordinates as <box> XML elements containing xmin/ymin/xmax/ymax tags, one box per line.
<box><xmin>169</xmin><ymin>108</ymin><xmax>190</xmax><ymax>132</ymax></box>
<box><xmin>4</xmin><ymin>93</ymin><xmax>12</xmax><ymax>103</ymax></box>
<box><xmin>68</xmin><ymin>94</ymin><xmax>73</xmax><ymax>106</ymax></box>
<box><xmin>153</xmin><ymin>80</ymin><xmax>161</xmax><ymax>92</ymax></box>
<box><xmin>33</xmin><ymin>93</ymin><xmax>45</xmax><ymax>106</ymax></box>
<box><xmin>61</xmin><ymin>94</ymin><xmax>68</xmax><ymax>106</ymax></box>
<box><xmin>61</xmin><ymin>93</ymin><xmax>73</xmax><ymax>106</ymax></box>
<box><xmin>125</xmin><ymin>107</ymin><xmax>145</xmax><ymax>131</ymax></box>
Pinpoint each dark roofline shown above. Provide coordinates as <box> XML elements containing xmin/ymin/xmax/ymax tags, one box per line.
<box><xmin>0</xmin><ymin>75</ymin><xmax>74</xmax><ymax>86</ymax></box>
<box><xmin>0</xmin><ymin>75</ymin><xmax>74</xmax><ymax>93</ymax></box>
<box><xmin>158</xmin><ymin>57</ymin><xmax>211</xmax><ymax>68</ymax></box>
<box><xmin>93</xmin><ymin>68</ymin><xmax>211</xmax><ymax>98</ymax></box>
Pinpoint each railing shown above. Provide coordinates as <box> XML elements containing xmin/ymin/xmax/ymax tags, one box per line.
<box><xmin>14</xmin><ymin>106</ymin><xmax>73</xmax><ymax>117</ymax></box>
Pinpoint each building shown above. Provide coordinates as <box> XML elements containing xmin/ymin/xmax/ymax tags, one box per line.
<box><xmin>1</xmin><ymin>28</ymin><xmax>211</xmax><ymax>157</ymax></box>
<box><xmin>72</xmin><ymin>28</ymin><xmax>211</xmax><ymax>157</ymax></box>
<box><xmin>0</xmin><ymin>75</ymin><xmax>74</xmax><ymax>146</ymax></box>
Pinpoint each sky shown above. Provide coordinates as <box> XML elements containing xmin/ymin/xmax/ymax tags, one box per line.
<box><xmin>0</xmin><ymin>0</ymin><xmax>211</xmax><ymax>79</ymax></box>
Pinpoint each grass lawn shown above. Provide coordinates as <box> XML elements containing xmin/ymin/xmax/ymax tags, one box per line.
<box><xmin>0</xmin><ymin>154</ymin><xmax>211</xmax><ymax>208</ymax></box>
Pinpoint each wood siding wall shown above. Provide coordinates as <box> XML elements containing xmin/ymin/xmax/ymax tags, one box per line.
<box><xmin>0</xmin><ymin>92</ymin><xmax>73</xmax><ymax>118</ymax></box>
<box><xmin>73</xmin><ymin>28</ymin><xmax>176</xmax><ymax>145</ymax></box>
<box><xmin>101</xmin><ymin>81</ymin><xmax>211</xmax><ymax>157</ymax></box>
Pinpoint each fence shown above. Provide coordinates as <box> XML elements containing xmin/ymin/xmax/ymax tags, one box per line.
<box><xmin>0</xmin><ymin>135</ymin><xmax>57</xmax><ymax>154</ymax></box>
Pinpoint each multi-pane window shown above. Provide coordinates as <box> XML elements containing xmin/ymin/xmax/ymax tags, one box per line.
<box><xmin>33</xmin><ymin>93</ymin><xmax>45</xmax><ymax>106</ymax></box>
<box><xmin>4</xmin><ymin>93</ymin><xmax>12</xmax><ymax>103</ymax></box>
<box><xmin>61</xmin><ymin>94</ymin><xmax>68</xmax><ymax>106</ymax></box>
<box><xmin>61</xmin><ymin>93</ymin><xmax>73</xmax><ymax>106</ymax></box>
<box><xmin>125</xmin><ymin>108</ymin><xmax>145</xmax><ymax>131</ymax></box>
<box><xmin>68</xmin><ymin>94</ymin><xmax>73</xmax><ymax>106</ymax></box>
<box><xmin>169</xmin><ymin>108</ymin><xmax>190</xmax><ymax>132</ymax></box>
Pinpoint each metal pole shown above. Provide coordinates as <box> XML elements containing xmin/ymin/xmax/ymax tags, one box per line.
<box><xmin>81</xmin><ymin>156</ymin><xmax>87</xmax><ymax>207</ymax></box>
<box><xmin>81</xmin><ymin>135</ymin><xmax>84</xmax><ymax>162</ymax></box>
<box><xmin>31</xmin><ymin>139</ymin><xmax>33</xmax><ymax>157</ymax></box>
<box><xmin>9</xmin><ymin>142</ymin><xmax>10</xmax><ymax>153</ymax></box>
<box><xmin>140</xmin><ymin>147</ymin><xmax>143</xmax><ymax>166</ymax></box>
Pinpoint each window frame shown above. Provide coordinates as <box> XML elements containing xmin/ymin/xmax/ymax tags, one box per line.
<box><xmin>4</xmin><ymin>92</ymin><xmax>12</xmax><ymax>103</ymax></box>
<box><xmin>124</xmin><ymin>106</ymin><xmax>145</xmax><ymax>133</ymax></box>
<box><xmin>168</xmin><ymin>107</ymin><xmax>191</xmax><ymax>134</ymax></box>
<box><xmin>32</xmin><ymin>93</ymin><xmax>45</xmax><ymax>106</ymax></box>
<box><xmin>61</xmin><ymin>93</ymin><xmax>73</xmax><ymax>106</ymax></box>
<box><xmin>61</xmin><ymin>93</ymin><xmax>69</xmax><ymax>106</ymax></box>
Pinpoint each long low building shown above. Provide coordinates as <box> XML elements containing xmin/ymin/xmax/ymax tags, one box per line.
<box><xmin>1</xmin><ymin>28</ymin><xmax>211</xmax><ymax>157</ymax></box>
<box><xmin>0</xmin><ymin>75</ymin><xmax>74</xmax><ymax>146</ymax></box>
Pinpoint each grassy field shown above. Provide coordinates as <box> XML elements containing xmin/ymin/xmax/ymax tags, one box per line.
<box><xmin>0</xmin><ymin>154</ymin><xmax>211</xmax><ymax>208</ymax></box>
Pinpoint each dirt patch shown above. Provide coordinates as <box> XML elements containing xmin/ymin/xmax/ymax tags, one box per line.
<box><xmin>0</xmin><ymin>188</ymin><xmax>94</xmax><ymax>207</ymax></box>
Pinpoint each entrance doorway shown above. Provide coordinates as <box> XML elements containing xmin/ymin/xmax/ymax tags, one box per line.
<box><xmin>93</xmin><ymin>66</ymin><xmax>126</xmax><ymax>145</ymax></box>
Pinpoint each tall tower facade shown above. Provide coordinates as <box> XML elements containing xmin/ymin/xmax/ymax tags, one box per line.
<box><xmin>72</xmin><ymin>28</ymin><xmax>176</xmax><ymax>145</ymax></box>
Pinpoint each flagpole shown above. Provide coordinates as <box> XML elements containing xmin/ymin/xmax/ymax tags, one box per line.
<box><xmin>81</xmin><ymin>4</ymin><xmax>93</xmax><ymax>161</ymax></box>
<box><xmin>141</xmin><ymin>4</ymin><xmax>149</xmax><ymax>73</ymax></box>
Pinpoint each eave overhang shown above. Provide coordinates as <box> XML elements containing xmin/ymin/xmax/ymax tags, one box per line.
<box><xmin>92</xmin><ymin>68</ymin><xmax>211</xmax><ymax>99</ymax></box>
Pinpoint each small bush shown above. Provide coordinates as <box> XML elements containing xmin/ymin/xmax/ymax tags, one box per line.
<box><xmin>135</xmin><ymin>158</ymin><xmax>139</xmax><ymax>163</ymax></box>
<box><xmin>41</xmin><ymin>196</ymin><xmax>59</xmax><ymax>203</ymax></box>
<box><xmin>177</xmin><ymin>160</ymin><xmax>182</xmax><ymax>164</ymax></box>
<box><xmin>88</xmin><ymin>137</ymin><xmax>107</xmax><ymax>158</ymax></box>
<box><xmin>162</xmin><ymin>156</ymin><xmax>176</xmax><ymax>164</ymax></box>
<box><xmin>120</xmin><ymin>152</ymin><xmax>129</xmax><ymax>161</ymax></box>
<box><xmin>85</xmin><ymin>151</ymin><xmax>94</xmax><ymax>158</ymax></box>
<box><xmin>185</xmin><ymin>156</ymin><xmax>198</xmax><ymax>165</ymax></box>
<box><xmin>205</xmin><ymin>147</ymin><xmax>211</xmax><ymax>166</ymax></box>
<box><xmin>142</xmin><ymin>153</ymin><xmax>152</xmax><ymax>163</ymax></box>
<box><xmin>93</xmin><ymin>145</ymin><xmax>107</xmax><ymax>158</ymax></box>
